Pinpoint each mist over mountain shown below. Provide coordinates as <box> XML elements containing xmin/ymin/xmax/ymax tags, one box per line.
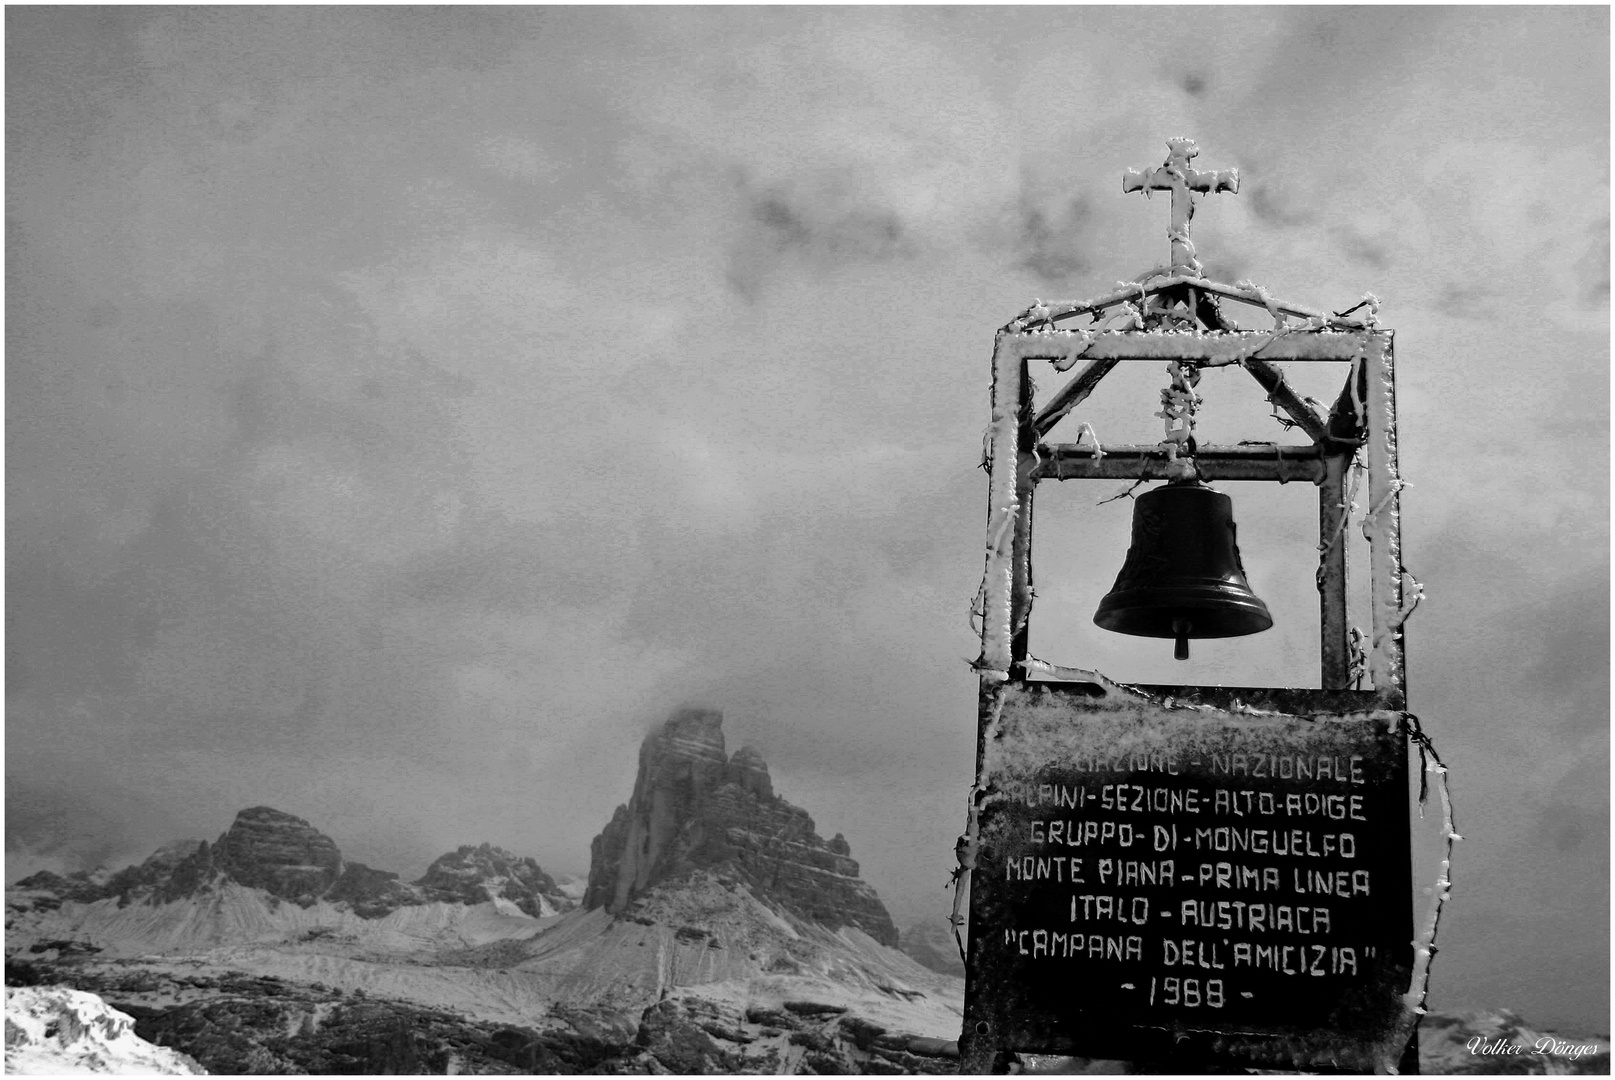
<box><xmin>5</xmin><ymin>765</ymin><xmax>187</xmax><ymax>883</ymax></box>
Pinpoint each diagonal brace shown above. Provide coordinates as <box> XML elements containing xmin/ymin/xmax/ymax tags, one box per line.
<box><xmin>1241</xmin><ymin>359</ymin><xmax>1329</xmax><ymax>444</ymax></box>
<box><xmin>1034</xmin><ymin>358</ymin><xmax>1119</xmax><ymax>438</ymax></box>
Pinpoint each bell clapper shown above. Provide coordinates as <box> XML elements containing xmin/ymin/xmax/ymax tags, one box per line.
<box><xmin>1173</xmin><ymin>618</ymin><xmax>1192</xmax><ymax>661</ymax></box>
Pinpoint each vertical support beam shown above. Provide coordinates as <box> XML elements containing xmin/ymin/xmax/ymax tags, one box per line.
<box><xmin>978</xmin><ymin>332</ymin><xmax>1023</xmax><ymax>678</ymax></box>
<box><xmin>967</xmin><ymin>332</ymin><xmax>1024</xmax><ymax>1073</ymax></box>
<box><xmin>1358</xmin><ymin>332</ymin><xmax>1417</xmax><ymax>1069</ymax></box>
<box><xmin>1318</xmin><ymin>452</ymin><xmax>1352</xmax><ymax>689</ymax></box>
<box><xmin>1361</xmin><ymin>332</ymin><xmax>1406</xmax><ymax>708</ymax></box>
<box><xmin>1011</xmin><ymin>363</ymin><xmax>1036</xmax><ymax>665</ymax></box>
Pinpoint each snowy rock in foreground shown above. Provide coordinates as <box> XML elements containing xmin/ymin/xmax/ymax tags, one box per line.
<box><xmin>4</xmin><ymin>986</ymin><xmax>205</xmax><ymax>1075</ymax></box>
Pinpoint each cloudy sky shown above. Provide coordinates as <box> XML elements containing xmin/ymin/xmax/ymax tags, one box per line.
<box><xmin>6</xmin><ymin>6</ymin><xmax>1607</xmax><ymax>1031</ymax></box>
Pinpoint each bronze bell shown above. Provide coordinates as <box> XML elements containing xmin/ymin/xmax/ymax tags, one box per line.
<box><xmin>1094</xmin><ymin>481</ymin><xmax>1272</xmax><ymax>660</ymax></box>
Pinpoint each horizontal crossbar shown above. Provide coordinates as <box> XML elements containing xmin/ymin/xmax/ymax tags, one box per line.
<box><xmin>1007</xmin><ymin>329</ymin><xmax>1386</xmax><ymax>364</ymax></box>
<box><xmin>1035</xmin><ymin>443</ymin><xmax>1326</xmax><ymax>483</ymax></box>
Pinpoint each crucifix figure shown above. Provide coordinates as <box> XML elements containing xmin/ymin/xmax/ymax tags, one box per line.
<box><xmin>1123</xmin><ymin>137</ymin><xmax>1239</xmax><ymax>274</ymax></box>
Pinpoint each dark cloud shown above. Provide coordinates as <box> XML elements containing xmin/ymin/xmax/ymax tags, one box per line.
<box><xmin>752</xmin><ymin>195</ymin><xmax>814</xmax><ymax>250</ymax></box>
<box><xmin>1332</xmin><ymin>225</ymin><xmax>1391</xmax><ymax>270</ymax></box>
<box><xmin>1431</xmin><ymin>281</ymin><xmax>1491</xmax><ymax>320</ymax></box>
<box><xmin>1243</xmin><ymin>171</ymin><xmax>1314</xmax><ymax>229</ymax></box>
<box><xmin>726</xmin><ymin>175</ymin><xmax>912</xmax><ymax>297</ymax></box>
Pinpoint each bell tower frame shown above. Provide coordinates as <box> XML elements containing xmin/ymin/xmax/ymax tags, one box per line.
<box><xmin>978</xmin><ymin>303</ymin><xmax>1404</xmax><ymax>698</ymax></box>
<box><xmin>959</xmin><ymin>139</ymin><xmax>1422</xmax><ymax>1073</ymax></box>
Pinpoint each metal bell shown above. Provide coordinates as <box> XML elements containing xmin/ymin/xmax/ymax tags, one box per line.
<box><xmin>1093</xmin><ymin>481</ymin><xmax>1272</xmax><ymax>660</ymax></box>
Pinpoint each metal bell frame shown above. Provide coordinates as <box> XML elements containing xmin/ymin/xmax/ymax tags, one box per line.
<box><xmin>978</xmin><ymin>285</ymin><xmax>1403</xmax><ymax>699</ymax></box>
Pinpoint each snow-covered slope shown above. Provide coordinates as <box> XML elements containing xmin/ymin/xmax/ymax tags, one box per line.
<box><xmin>8</xmin><ymin>879</ymin><xmax>554</xmax><ymax>959</ymax></box>
<box><xmin>12</xmin><ymin>871</ymin><xmax>961</xmax><ymax>1039</ymax></box>
<box><xmin>4</xmin><ymin>986</ymin><xmax>204</xmax><ymax>1075</ymax></box>
<box><xmin>8</xmin><ymin>869</ymin><xmax>966</xmax><ymax>1073</ymax></box>
<box><xmin>515</xmin><ymin>872</ymin><xmax>962</xmax><ymax>1037</ymax></box>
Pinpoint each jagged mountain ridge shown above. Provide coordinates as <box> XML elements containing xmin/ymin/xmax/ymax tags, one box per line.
<box><xmin>13</xmin><ymin>806</ymin><xmax>573</xmax><ymax>920</ymax></box>
<box><xmin>585</xmin><ymin>706</ymin><xmax>900</xmax><ymax>947</ymax></box>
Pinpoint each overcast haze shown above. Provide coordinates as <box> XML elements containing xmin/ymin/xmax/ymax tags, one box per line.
<box><xmin>6</xmin><ymin>6</ymin><xmax>1608</xmax><ymax>1033</ymax></box>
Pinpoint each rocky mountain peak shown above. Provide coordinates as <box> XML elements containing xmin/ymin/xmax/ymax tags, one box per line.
<box><xmin>211</xmin><ymin>807</ymin><xmax>344</xmax><ymax>903</ymax></box>
<box><xmin>413</xmin><ymin>842</ymin><xmax>564</xmax><ymax>917</ymax></box>
<box><xmin>583</xmin><ymin>707</ymin><xmax>899</xmax><ymax>946</ymax></box>
<box><xmin>633</xmin><ymin>706</ymin><xmax>729</xmax><ymax>799</ymax></box>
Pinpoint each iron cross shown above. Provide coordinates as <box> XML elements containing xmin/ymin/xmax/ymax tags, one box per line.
<box><xmin>1123</xmin><ymin>137</ymin><xmax>1239</xmax><ymax>273</ymax></box>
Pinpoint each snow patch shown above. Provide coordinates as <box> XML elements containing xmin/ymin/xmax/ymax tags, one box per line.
<box><xmin>4</xmin><ymin>986</ymin><xmax>204</xmax><ymax>1075</ymax></box>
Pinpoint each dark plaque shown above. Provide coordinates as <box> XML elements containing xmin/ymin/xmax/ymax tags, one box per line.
<box><xmin>964</xmin><ymin>679</ymin><xmax>1414</xmax><ymax>1071</ymax></box>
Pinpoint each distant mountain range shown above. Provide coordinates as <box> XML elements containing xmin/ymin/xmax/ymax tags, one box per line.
<box><xmin>13</xmin><ymin>806</ymin><xmax>575</xmax><ymax>921</ymax></box>
<box><xmin>6</xmin><ymin>707</ymin><xmax>965</xmax><ymax>1074</ymax></box>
